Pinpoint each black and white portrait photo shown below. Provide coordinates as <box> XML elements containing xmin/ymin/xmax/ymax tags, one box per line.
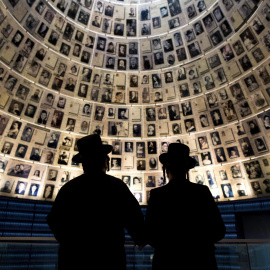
<box><xmin>252</xmin><ymin>17</ymin><xmax>265</xmax><ymax>35</ymax></box>
<box><xmin>210</xmin><ymin>109</ymin><xmax>223</xmax><ymax>126</ymax></box>
<box><xmin>75</xmin><ymin>30</ymin><xmax>85</xmax><ymax>42</ymax></box>
<box><xmin>7</xmin><ymin>161</ymin><xmax>32</xmax><ymax>178</ymax></box>
<box><xmin>219</xmin><ymin>20</ymin><xmax>232</xmax><ymax>37</ymax></box>
<box><xmin>193</xmin><ymin>21</ymin><xmax>204</xmax><ymax>36</ymax></box>
<box><xmin>239</xmin><ymin>54</ymin><xmax>253</xmax><ymax>72</ymax></box>
<box><xmin>168</xmin><ymin>104</ymin><xmax>180</xmax><ymax>121</ymax></box>
<box><xmin>160</xmin><ymin>6</ymin><xmax>168</xmax><ymax>18</ymax></box>
<box><xmin>37</xmin><ymin>22</ymin><xmax>49</xmax><ymax>39</ymax></box>
<box><xmin>140</xmin><ymin>6</ymin><xmax>150</xmax><ymax>21</ymax></box>
<box><xmin>168</xmin><ymin>17</ymin><xmax>180</xmax><ymax>30</ymax></box>
<box><xmin>220</xmin><ymin>44</ymin><xmax>235</xmax><ymax>62</ymax></box>
<box><xmin>114</xmin><ymin>23</ymin><xmax>124</xmax><ymax>36</ymax></box>
<box><xmin>15</xmin><ymin>144</ymin><xmax>28</xmax><ymax>159</ymax></box>
<box><xmin>201</xmin><ymin>151</ymin><xmax>213</xmax><ymax>166</ymax></box>
<box><xmin>252</xmin><ymin>48</ymin><xmax>264</xmax><ymax>63</ymax></box>
<box><xmin>141</xmin><ymin>23</ymin><xmax>151</xmax><ymax>35</ymax></box>
<box><xmin>202</xmin><ymin>14</ymin><xmax>217</xmax><ymax>32</ymax></box>
<box><xmin>78</xmin><ymin>10</ymin><xmax>90</xmax><ymax>25</ymax></box>
<box><xmin>239</xmin><ymin>27</ymin><xmax>258</xmax><ymax>51</ymax></box>
<box><xmin>11</xmin><ymin>30</ymin><xmax>24</xmax><ymax>47</ymax></box>
<box><xmin>129</xmin><ymin>57</ymin><xmax>138</xmax><ymax>70</ymax></box>
<box><xmin>152</xmin><ymin>17</ymin><xmax>161</xmax><ymax>29</ymax></box>
<box><xmin>227</xmin><ymin>146</ymin><xmax>240</xmax><ymax>159</ymax></box>
<box><xmin>222</xmin><ymin>0</ymin><xmax>234</xmax><ymax>11</ymax></box>
<box><xmin>163</xmin><ymin>39</ymin><xmax>174</xmax><ymax>52</ymax></box>
<box><xmin>146</xmin><ymin>108</ymin><xmax>156</xmax><ymax>121</ymax></box>
<box><xmin>213</xmin><ymin>6</ymin><xmax>224</xmax><ymax>22</ymax></box>
<box><xmin>1</xmin><ymin>141</ymin><xmax>14</xmax><ymax>155</ymax></box>
<box><xmin>125</xmin><ymin>142</ymin><xmax>133</xmax><ymax>153</ymax></box>
<box><xmin>152</xmin><ymin>39</ymin><xmax>161</xmax><ymax>50</ymax></box>
<box><xmin>0</xmin><ymin>179</ymin><xmax>14</xmax><ymax>193</ymax></box>
<box><xmin>244</xmin><ymin>161</ymin><xmax>264</xmax><ymax>179</ymax></box>
<box><xmin>111</xmin><ymin>158</ymin><xmax>121</xmax><ymax>170</ymax></box>
<box><xmin>188</xmin><ymin>42</ymin><xmax>201</xmax><ymax>58</ymax></box>
<box><xmin>8</xmin><ymin>100</ymin><xmax>24</xmax><ymax>116</ymax></box>
<box><xmin>210</xmin><ymin>31</ymin><xmax>223</xmax><ymax>46</ymax></box>
<box><xmin>24</xmin><ymin>104</ymin><xmax>37</xmax><ymax>118</ymax></box>
<box><xmin>152</xmin><ymin>74</ymin><xmax>162</xmax><ymax>88</ymax></box>
<box><xmin>221</xmin><ymin>184</ymin><xmax>234</xmax><ymax>198</ymax></box>
<box><xmin>67</xmin><ymin>1</ymin><xmax>79</xmax><ymax>20</ymax></box>
<box><xmin>1</xmin><ymin>23</ymin><xmax>13</xmax><ymax>38</ymax></box>
<box><xmin>239</xmin><ymin>2</ymin><xmax>252</xmax><ymax>20</ymax></box>
<box><xmin>254</xmin><ymin>137</ymin><xmax>268</xmax><ymax>153</ymax></box>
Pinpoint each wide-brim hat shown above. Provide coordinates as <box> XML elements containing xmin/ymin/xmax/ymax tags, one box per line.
<box><xmin>72</xmin><ymin>134</ymin><xmax>112</xmax><ymax>163</ymax></box>
<box><xmin>159</xmin><ymin>143</ymin><xmax>196</xmax><ymax>170</ymax></box>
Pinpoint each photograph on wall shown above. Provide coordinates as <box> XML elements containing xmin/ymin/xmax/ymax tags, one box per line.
<box><xmin>108</xmin><ymin>122</ymin><xmax>129</xmax><ymax>137</ymax></box>
<box><xmin>14</xmin><ymin>181</ymin><xmax>28</xmax><ymax>195</ymax></box>
<box><xmin>0</xmin><ymin>179</ymin><xmax>15</xmax><ymax>193</ymax></box>
<box><xmin>111</xmin><ymin>158</ymin><xmax>121</xmax><ymax>170</ymax></box>
<box><xmin>136</xmin><ymin>142</ymin><xmax>145</xmax><ymax>158</ymax></box>
<box><xmin>206</xmin><ymin>170</ymin><xmax>217</xmax><ymax>189</ymax></box>
<box><xmin>221</xmin><ymin>183</ymin><xmax>234</xmax><ymax>198</ymax></box>
<box><xmin>238</xmin><ymin>137</ymin><xmax>254</xmax><ymax>157</ymax></box>
<box><xmin>15</xmin><ymin>144</ymin><xmax>28</xmax><ymax>159</ymax></box>
<box><xmin>7</xmin><ymin>161</ymin><xmax>32</xmax><ymax>178</ymax></box>
<box><xmin>202</xmin><ymin>13</ymin><xmax>217</xmax><ymax>32</ymax></box>
<box><xmin>244</xmin><ymin>161</ymin><xmax>264</xmax><ymax>179</ymax></box>
<box><xmin>230</xmin><ymin>163</ymin><xmax>242</xmax><ymax>178</ymax></box>
<box><xmin>214</xmin><ymin>147</ymin><xmax>227</xmax><ymax>163</ymax></box>
<box><xmin>132</xmin><ymin>177</ymin><xmax>142</xmax><ymax>191</ymax></box>
<box><xmin>227</xmin><ymin>146</ymin><xmax>240</xmax><ymax>159</ymax></box>
<box><xmin>230</xmin><ymin>164</ymin><xmax>244</xmax><ymax>179</ymax></box>
<box><xmin>30</xmin><ymin>165</ymin><xmax>45</xmax><ymax>181</ymax></box>
<box><xmin>230</xmin><ymin>164</ymin><xmax>242</xmax><ymax>179</ymax></box>
<box><xmin>122</xmin><ymin>176</ymin><xmax>131</xmax><ymax>187</ymax></box>
<box><xmin>43</xmin><ymin>184</ymin><xmax>55</xmax><ymax>199</ymax></box>
<box><xmin>201</xmin><ymin>151</ymin><xmax>213</xmax><ymax>166</ymax></box>
<box><xmin>254</xmin><ymin>137</ymin><xmax>268</xmax><ymax>153</ymax></box>
<box><xmin>251</xmin><ymin>91</ymin><xmax>268</xmax><ymax>111</ymax></box>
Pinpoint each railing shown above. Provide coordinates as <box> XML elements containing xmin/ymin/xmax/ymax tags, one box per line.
<box><xmin>0</xmin><ymin>238</ymin><xmax>270</xmax><ymax>270</ymax></box>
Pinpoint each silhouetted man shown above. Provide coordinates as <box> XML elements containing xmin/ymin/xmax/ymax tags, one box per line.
<box><xmin>47</xmin><ymin>134</ymin><xmax>146</xmax><ymax>270</ymax></box>
<box><xmin>145</xmin><ymin>143</ymin><xmax>226</xmax><ymax>270</ymax></box>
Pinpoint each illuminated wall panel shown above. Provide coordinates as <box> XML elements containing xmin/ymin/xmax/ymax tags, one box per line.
<box><xmin>0</xmin><ymin>0</ymin><xmax>270</xmax><ymax>204</ymax></box>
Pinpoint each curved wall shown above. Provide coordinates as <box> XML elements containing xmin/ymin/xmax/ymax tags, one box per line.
<box><xmin>0</xmin><ymin>0</ymin><xmax>270</xmax><ymax>204</ymax></box>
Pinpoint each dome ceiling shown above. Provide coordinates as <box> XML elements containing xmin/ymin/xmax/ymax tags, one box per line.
<box><xmin>0</xmin><ymin>0</ymin><xmax>270</xmax><ymax>203</ymax></box>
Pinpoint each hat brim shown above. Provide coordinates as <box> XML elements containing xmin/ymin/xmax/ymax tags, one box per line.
<box><xmin>159</xmin><ymin>153</ymin><xmax>196</xmax><ymax>169</ymax></box>
<box><xmin>72</xmin><ymin>144</ymin><xmax>113</xmax><ymax>164</ymax></box>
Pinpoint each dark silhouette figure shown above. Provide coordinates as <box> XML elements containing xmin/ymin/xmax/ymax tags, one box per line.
<box><xmin>145</xmin><ymin>143</ymin><xmax>226</xmax><ymax>270</ymax></box>
<box><xmin>47</xmin><ymin>134</ymin><xmax>146</xmax><ymax>270</ymax></box>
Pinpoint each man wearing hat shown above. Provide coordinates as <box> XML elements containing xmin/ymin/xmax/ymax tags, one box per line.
<box><xmin>47</xmin><ymin>134</ymin><xmax>146</xmax><ymax>270</ymax></box>
<box><xmin>145</xmin><ymin>143</ymin><xmax>226</xmax><ymax>270</ymax></box>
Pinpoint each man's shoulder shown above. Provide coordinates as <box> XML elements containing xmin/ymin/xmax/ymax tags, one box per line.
<box><xmin>104</xmin><ymin>173</ymin><xmax>124</xmax><ymax>185</ymax></box>
<box><xmin>151</xmin><ymin>181</ymin><xmax>209</xmax><ymax>194</ymax></box>
<box><xmin>60</xmin><ymin>173</ymin><xmax>125</xmax><ymax>191</ymax></box>
<box><xmin>188</xmin><ymin>182</ymin><xmax>211</xmax><ymax>195</ymax></box>
<box><xmin>150</xmin><ymin>184</ymin><xmax>169</xmax><ymax>197</ymax></box>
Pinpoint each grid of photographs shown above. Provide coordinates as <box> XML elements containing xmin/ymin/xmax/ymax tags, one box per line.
<box><xmin>0</xmin><ymin>0</ymin><xmax>262</xmax><ymax>72</ymax></box>
<box><xmin>0</xmin><ymin>0</ymin><xmax>269</xmax><ymax>205</ymax></box>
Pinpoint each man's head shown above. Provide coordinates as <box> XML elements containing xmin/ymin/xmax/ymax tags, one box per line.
<box><xmin>72</xmin><ymin>134</ymin><xmax>113</xmax><ymax>173</ymax></box>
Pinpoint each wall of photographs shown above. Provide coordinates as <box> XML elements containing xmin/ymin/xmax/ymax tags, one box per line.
<box><xmin>0</xmin><ymin>0</ymin><xmax>270</xmax><ymax>204</ymax></box>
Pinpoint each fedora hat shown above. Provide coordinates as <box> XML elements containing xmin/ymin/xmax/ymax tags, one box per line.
<box><xmin>72</xmin><ymin>134</ymin><xmax>112</xmax><ymax>163</ymax></box>
<box><xmin>159</xmin><ymin>143</ymin><xmax>196</xmax><ymax>170</ymax></box>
